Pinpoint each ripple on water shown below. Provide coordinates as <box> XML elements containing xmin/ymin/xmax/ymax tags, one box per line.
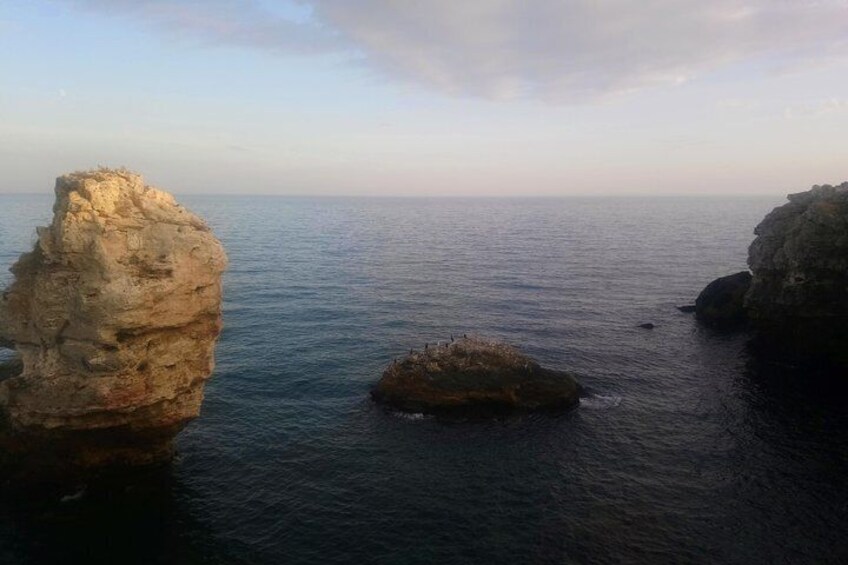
<box><xmin>579</xmin><ymin>394</ymin><xmax>623</xmax><ymax>410</ymax></box>
<box><xmin>1</xmin><ymin>195</ymin><xmax>846</xmax><ymax>564</ymax></box>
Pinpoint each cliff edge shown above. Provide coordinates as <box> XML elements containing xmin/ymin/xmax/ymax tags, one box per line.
<box><xmin>689</xmin><ymin>181</ymin><xmax>848</xmax><ymax>366</ymax></box>
<box><xmin>745</xmin><ymin>182</ymin><xmax>848</xmax><ymax>363</ymax></box>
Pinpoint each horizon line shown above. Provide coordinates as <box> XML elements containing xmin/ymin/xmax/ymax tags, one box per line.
<box><xmin>0</xmin><ymin>191</ymin><xmax>792</xmax><ymax>199</ymax></box>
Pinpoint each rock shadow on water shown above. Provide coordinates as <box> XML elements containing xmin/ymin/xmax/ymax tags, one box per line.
<box><xmin>733</xmin><ymin>357</ymin><xmax>848</xmax><ymax>559</ymax></box>
<box><xmin>0</xmin><ymin>463</ymin><xmax>246</xmax><ymax>565</ymax></box>
<box><xmin>741</xmin><ymin>355</ymin><xmax>848</xmax><ymax>415</ymax></box>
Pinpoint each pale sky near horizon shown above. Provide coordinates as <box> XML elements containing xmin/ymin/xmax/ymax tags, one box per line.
<box><xmin>1</xmin><ymin>1</ymin><xmax>846</xmax><ymax>196</ymax></box>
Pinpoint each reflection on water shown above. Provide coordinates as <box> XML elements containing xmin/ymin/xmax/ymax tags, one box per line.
<box><xmin>0</xmin><ymin>468</ymin><xmax>236</xmax><ymax>565</ymax></box>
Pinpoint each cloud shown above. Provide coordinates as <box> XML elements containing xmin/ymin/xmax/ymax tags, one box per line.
<box><xmin>63</xmin><ymin>0</ymin><xmax>848</xmax><ymax>102</ymax></box>
<box><xmin>784</xmin><ymin>97</ymin><xmax>848</xmax><ymax>119</ymax></box>
<box><xmin>63</xmin><ymin>0</ymin><xmax>341</xmax><ymax>54</ymax></box>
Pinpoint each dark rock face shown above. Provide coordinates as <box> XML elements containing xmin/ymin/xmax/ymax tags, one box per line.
<box><xmin>695</xmin><ymin>271</ymin><xmax>752</xmax><ymax>328</ymax></box>
<box><xmin>372</xmin><ymin>337</ymin><xmax>580</xmax><ymax>417</ymax></box>
<box><xmin>745</xmin><ymin>182</ymin><xmax>848</xmax><ymax>363</ymax></box>
<box><xmin>0</xmin><ymin>355</ymin><xmax>23</xmax><ymax>382</ymax></box>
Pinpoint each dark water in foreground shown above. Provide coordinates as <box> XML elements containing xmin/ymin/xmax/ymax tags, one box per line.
<box><xmin>0</xmin><ymin>195</ymin><xmax>846</xmax><ymax>564</ymax></box>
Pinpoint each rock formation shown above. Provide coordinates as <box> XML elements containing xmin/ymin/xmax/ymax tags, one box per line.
<box><xmin>0</xmin><ymin>169</ymin><xmax>227</xmax><ymax>475</ymax></box>
<box><xmin>687</xmin><ymin>181</ymin><xmax>848</xmax><ymax>365</ymax></box>
<box><xmin>372</xmin><ymin>336</ymin><xmax>580</xmax><ymax>416</ymax></box>
<box><xmin>694</xmin><ymin>271</ymin><xmax>751</xmax><ymax>328</ymax></box>
<box><xmin>745</xmin><ymin>182</ymin><xmax>848</xmax><ymax>363</ymax></box>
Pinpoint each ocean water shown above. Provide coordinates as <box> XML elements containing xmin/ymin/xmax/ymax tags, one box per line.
<box><xmin>0</xmin><ymin>194</ymin><xmax>846</xmax><ymax>564</ymax></box>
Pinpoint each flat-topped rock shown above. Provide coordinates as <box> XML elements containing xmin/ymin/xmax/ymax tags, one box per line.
<box><xmin>372</xmin><ymin>337</ymin><xmax>580</xmax><ymax>417</ymax></box>
<box><xmin>0</xmin><ymin>169</ymin><xmax>227</xmax><ymax>476</ymax></box>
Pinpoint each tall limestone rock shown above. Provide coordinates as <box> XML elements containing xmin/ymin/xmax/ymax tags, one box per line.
<box><xmin>0</xmin><ymin>169</ymin><xmax>227</xmax><ymax>474</ymax></box>
<box><xmin>745</xmin><ymin>182</ymin><xmax>848</xmax><ymax>364</ymax></box>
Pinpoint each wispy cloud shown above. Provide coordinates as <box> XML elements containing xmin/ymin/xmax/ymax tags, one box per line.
<box><xmin>63</xmin><ymin>0</ymin><xmax>341</xmax><ymax>54</ymax></box>
<box><xmin>784</xmin><ymin>97</ymin><xmax>848</xmax><ymax>119</ymax></box>
<box><xmin>62</xmin><ymin>0</ymin><xmax>848</xmax><ymax>102</ymax></box>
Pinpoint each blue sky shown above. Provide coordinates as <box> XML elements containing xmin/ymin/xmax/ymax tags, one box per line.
<box><xmin>1</xmin><ymin>1</ymin><xmax>846</xmax><ymax>195</ymax></box>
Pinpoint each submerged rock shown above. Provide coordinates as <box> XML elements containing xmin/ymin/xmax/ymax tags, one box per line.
<box><xmin>745</xmin><ymin>182</ymin><xmax>848</xmax><ymax>363</ymax></box>
<box><xmin>371</xmin><ymin>337</ymin><xmax>580</xmax><ymax>417</ymax></box>
<box><xmin>695</xmin><ymin>271</ymin><xmax>751</xmax><ymax>328</ymax></box>
<box><xmin>0</xmin><ymin>169</ymin><xmax>227</xmax><ymax>475</ymax></box>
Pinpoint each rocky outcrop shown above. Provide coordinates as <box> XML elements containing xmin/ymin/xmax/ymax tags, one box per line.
<box><xmin>372</xmin><ymin>336</ymin><xmax>580</xmax><ymax>416</ymax></box>
<box><xmin>0</xmin><ymin>169</ymin><xmax>227</xmax><ymax>475</ymax></box>
<box><xmin>695</xmin><ymin>271</ymin><xmax>751</xmax><ymax>328</ymax></box>
<box><xmin>745</xmin><ymin>182</ymin><xmax>848</xmax><ymax>363</ymax></box>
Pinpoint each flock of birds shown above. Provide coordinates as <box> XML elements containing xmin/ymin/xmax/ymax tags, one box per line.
<box><xmin>393</xmin><ymin>334</ymin><xmax>470</xmax><ymax>365</ymax></box>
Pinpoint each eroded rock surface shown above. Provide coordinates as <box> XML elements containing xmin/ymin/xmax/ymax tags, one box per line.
<box><xmin>0</xmin><ymin>169</ymin><xmax>227</xmax><ymax>474</ymax></box>
<box><xmin>372</xmin><ymin>336</ymin><xmax>580</xmax><ymax>417</ymax></box>
<box><xmin>745</xmin><ymin>182</ymin><xmax>848</xmax><ymax>363</ymax></box>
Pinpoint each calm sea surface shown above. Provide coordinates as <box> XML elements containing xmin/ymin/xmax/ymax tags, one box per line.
<box><xmin>0</xmin><ymin>195</ymin><xmax>846</xmax><ymax>564</ymax></box>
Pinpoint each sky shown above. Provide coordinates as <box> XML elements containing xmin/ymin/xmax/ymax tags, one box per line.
<box><xmin>0</xmin><ymin>0</ymin><xmax>846</xmax><ymax>196</ymax></box>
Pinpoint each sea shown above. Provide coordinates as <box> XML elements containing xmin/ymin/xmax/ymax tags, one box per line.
<box><xmin>0</xmin><ymin>194</ymin><xmax>846</xmax><ymax>564</ymax></box>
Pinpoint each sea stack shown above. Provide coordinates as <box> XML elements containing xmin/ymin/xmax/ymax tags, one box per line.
<box><xmin>745</xmin><ymin>182</ymin><xmax>848</xmax><ymax>364</ymax></box>
<box><xmin>0</xmin><ymin>169</ymin><xmax>227</xmax><ymax>475</ymax></box>
<box><xmin>372</xmin><ymin>336</ymin><xmax>580</xmax><ymax>417</ymax></box>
